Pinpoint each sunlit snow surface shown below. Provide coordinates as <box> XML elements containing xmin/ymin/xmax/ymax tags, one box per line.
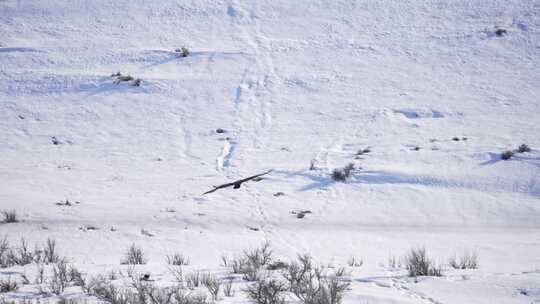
<box><xmin>1</xmin><ymin>1</ymin><xmax>539</xmax><ymax>303</ymax></box>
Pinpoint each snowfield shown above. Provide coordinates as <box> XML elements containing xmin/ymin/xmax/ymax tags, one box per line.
<box><xmin>1</xmin><ymin>0</ymin><xmax>539</xmax><ymax>303</ymax></box>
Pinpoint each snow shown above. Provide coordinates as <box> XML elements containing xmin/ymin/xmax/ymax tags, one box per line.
<box><xmin>1</xmin><ymin>0</ymin><xmax>539</xmax><ymax>303</ymax></box>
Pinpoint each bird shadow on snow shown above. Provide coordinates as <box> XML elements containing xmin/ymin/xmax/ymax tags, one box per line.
<box><xmin>273</xmin><ymin>169</ymin><xmax>334</xmax><ymax>191</ymax></box>
<box><xmin>291</xmin><ymin>167</ymin><xmax>540</xmax><ymax>198</ymax></box>
<box><xmin>289</xmin><ymin>169</ymin><xmax>451</xmax><ymax>192</ymax></box>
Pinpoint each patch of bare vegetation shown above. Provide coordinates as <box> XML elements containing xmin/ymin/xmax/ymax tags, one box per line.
<box><xmin>121</xmin><ymin>244</ymin><xmax>147</xmax><ymax>265</ymax></box>
<box><xmin>449</xmin><ymin>252</ymin><xmax>478</xmax><ymax>269</ymax></box>
<box><xmin>404</xmin><ymin>248</ymin><xmax>442</xmax><ymax>277</ymax></box>
<box><xmin>1</xmin><ymin>211</ymin><xmax>17</xmax><ymax>224</ymax></box>
<box><xmin>331</xmin><ymin>163</ymin><xmax>356</xmax><ymax>182</ymax></box>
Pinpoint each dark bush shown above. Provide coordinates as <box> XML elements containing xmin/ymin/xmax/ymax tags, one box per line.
<box><xmin>331</xmin><ymin>163</ymin><xmax>355</xmax><ymax>182</ymax></box>
<box><xmin>517</xmin><ymin>144</ymin><xmax>531</xmax><ymax>153</ymax></box>
<box><xmin>121</xmin><ymin>244</ymin><xmax>147</xmax><ymax>265</ymax></box>
<box><xmin>501</xmin><ymin>150</ymin><xmax>514</xmax><ymax>160</ymax></box>
<box><xmin>229</xmin><ymin>242</ymin><xmax>273</xmax><ymax>281</ymax></box>
<box><xmin>405</xmin><ymin>248</ymin><xmax>442</xmax><ymax>277</ymax></box>
<box><xmin>347</xmin><ymin>256</ymin><xmax>363</xmax><ymax>267</ymax></box>
<box><xmin>1</xmin><ymin>210</ymin><xmax>18</xmax><ymax>224</ymax></box>
<box><xmin>356</xmin><ymin>148</ymin><xmax>370</xmax><ymax>155</ymax></box>
<box><xmin>180</xmin><ymin>47</ymin><xmax>190</xmax><ymax>58</ymax></box>
<box><xmin>116</xmin><ymin>75</ymin><xmax>133</xmax><ymax>82</ymax></box>
<box><xmin>284</xmin><ymin>254</ymin><xmax>350</xmax><ymax>304</ymax></box>
<box><xmin>331</xmin><ymin>169</ymin><xmax>347</xmax><ymax>182</ymax></box>
<box><xmin>247</xmin><ymin>279</ymin><xmax>287</xmax><ymax>304</ymax></box>
<box><xmin>166</xmin><ymin>253</ymin><xmax>189</xmax><ymax>266</ymax></box>
<box><xmin>449</xmin><ymin>252</ymin><xmax>478</xmax><ymax>269</ymax></box>
<box><xmin>223</xmin><ymin>276</ymin><xmax>235</xmax><ymax>297</ymax></box>
<box><xmin>202</xmin><ymin>274</ymin><xmax>221</xmax><ymax>301</ymax></box>
<box><xmin>495</xmin><ymin>28</ymin><xmax>507</xmax><ymax>36</ymax></box>
<box><xmin>175</xmin><ymin>47</ymin><xmax>190</xmax><ymax>58</ymax></box>
<box><xmin>42</xmin><ymin>238</ymin><xmax>61</xmax><ymax>264</ymax></box>
<box><xmin>0</xmin><ymin>276</ymin><xmax>18</xmax><ymax>293</ymax></box>
<box><xmin>185</xmin><ymin>270</ymin><xmax>206</xmax><ymax>288</ymax></box>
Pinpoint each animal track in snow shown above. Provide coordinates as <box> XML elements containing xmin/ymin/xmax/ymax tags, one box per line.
<box><xmin>216</xmin><ymin>139</ymin><xmax>236</xmax><ymax>170</ymax></box>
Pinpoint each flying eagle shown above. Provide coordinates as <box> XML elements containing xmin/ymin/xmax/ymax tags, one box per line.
<box><xmin>202</xmin><ymin>170</ymin><xmax>273</xmax><ymax>195</ymax></box>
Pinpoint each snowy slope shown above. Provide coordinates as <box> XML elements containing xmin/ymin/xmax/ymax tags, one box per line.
<box><xmin>1</xmin><ymin>0</ymin><xmax>540</xmax><ymax>303</ymax></box>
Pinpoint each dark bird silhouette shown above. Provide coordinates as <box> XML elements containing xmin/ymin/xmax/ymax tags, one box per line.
<box><xmin>202</xmin><ymin>170</ymin><xmax>273</xmax><ymax>195</ymax></box>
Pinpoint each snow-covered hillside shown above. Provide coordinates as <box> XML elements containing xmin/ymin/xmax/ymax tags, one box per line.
<box><xmin>1</xmin><ymin>0</ymin><xmax>539</xmax><ymax>303</ymax></box>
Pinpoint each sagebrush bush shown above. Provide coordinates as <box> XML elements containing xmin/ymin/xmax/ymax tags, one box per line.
<box><xmin>121</xmin><ymin>244</ymin><xmax>147</xmax><ymax>265</ymax></box>
<box><xmin>168</xmin><ymin>265</ymin><xmax>184</xmax><ymax>284</ymax></box>
<box><xmin>284</xmin><ymin>254</ymin><xmax>350</xmax><ymax>304</ymax></box>
<box><xmin>89</xmin><ymin>278</ymin><xmax>138</xmax><ymax>304</ymax></box>
<box><xmin>68</xmin><ymin>264</ymin><xmax>85</xmax><ymax>286</ymax></box>
<box><xmin>347</xmin><ymin>256</ymin><xmax>362</xmax><ymax>267</ymax></box>
<box><xmin>229</xmin><ymin>256</ymin><xmax>246</xmax><ymax>274</ymax></box>
<box><xmin>185</xmin><ymin>271</ymin><xmax>207</xmax><ymax>288</ymax></box>
<box><xmin>89</xmin><ymin>276</ymin><xmax>210</xmax><ymax>304</ymax></box>
<box><xmin>247</xmin><ymin>279</ymin><xmax>287</xmax><ymax>304</ymax></box>
<box><xmin>41</xmin><ymin>260</ymin><xmax>82</xmax><ymax>295</ymax></box>
<box><xmin>228</xmin><ymin>242</ymin><xmax>273</xmax><ymax>281</ymax></box>
<box><xmin>242</xmin><ymin>264</ymin><xmax>260</xmax><ymax>282</ymax></box>
<box><xmin>223</xmin><ymin>276</ymin><xmax>235</xmax><ymax>297</ymax></box>
<box><xmin>166</xmin><ymin>253</ymin><xmax>189</xmax><ymax>266</ymax></box>
<box><xmin>495</xmin><ymin>28</ymin><xmax>507</xmax><ymax>36</ymax></box>
<box><xmin>0</xmin><ymin>237</ymin><xmax>10</xmax><ymax>268</ymax></box>
<box><xmin>43</xmin><ymin>238</ymin><xmax>62</xmax><ymax>264</ymax></box>
<box><xmin>0</xmin><ymin>276</ymin><xmax>18</xmax><ymax>293</ymax></box>
<box><xmin>331</xmin><ymin>163</ymin><xmax>355</xmax><ymax>182</ymax></box>
<box><xmin>501</xmin><ymin>150</ymin><xmax>514</xmax><ymax>160</ymax></box>
<box><xmin>449</xmin><ymin>252</ymin><xmax>478</xmax><ymax>269</ymax></box>
<box><xmin>202</xmin><ymin>274</ymin><xmax>221</xmax><ymax>301</ymax></box>
<box><xmin>517</xmin><ymin>144</ymin><xmax>531</xmax><ymax>153</ymax></box>
<box><xmin>176</xmin><ymin>47</ymin><xmax>189</xmax><ymax>58</ymax></box>
<box><xmin>45</xmin><ymin>260</ymin><xmax>70</xmax><ymax>295</ymax></box>
<box><xmin>0</xmin><ymin>237</ymin><xmax>65</xmax><ymax>268</ymax></box>
<box><xmin>405</xmin><ymin>248</ymin><xmax>442</xmax><ymax>277</ymax></box>
<box><xmin>331</xmin><ymin>169</ymin><xmax>347</xmax><ymax>182</ymax></box>
<box><xmin>1</xmin><ymin>210</ymin><xmax>18</xmax><ymax>224</ymax></box>
<box><xmin>10</xmin><ymin>238</ymin><xmax>34</xmax><ymax>266</ymax></box>
<box><xmin>245</xmin><ymin>242</ymin><xmax>273</xmax><ymax>267</ymax></box>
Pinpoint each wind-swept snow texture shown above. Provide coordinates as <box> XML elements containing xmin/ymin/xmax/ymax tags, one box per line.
<box><xmin>1</xmin><ymin>0</ymin><xmax>539</xmax><ymax>303</ymax></box>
